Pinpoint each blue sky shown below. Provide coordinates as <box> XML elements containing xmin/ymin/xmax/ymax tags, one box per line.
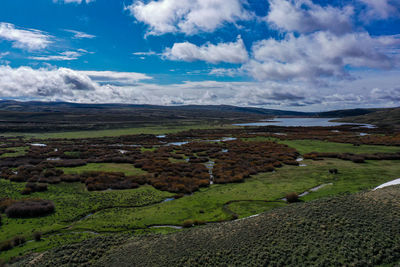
<box><xmin>0</xmin><ymin>0</ymin><xmax>399</xmax><ymax>111</ymax></box>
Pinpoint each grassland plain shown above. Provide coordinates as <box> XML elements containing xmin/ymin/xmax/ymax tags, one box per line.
<box><xmin>61</xmin><ymin>163</ymin><xmax>147</xmax><ymax>176</ymax></box>
<box><xmin>0</xmin><ymin>181</ymin><xmax>173</xmax><ymax>261</ymax></box>
<box><xmin>70</xmin><ymin>158</ymin><xmax>400</xmax><ymax>232</ymax></box>
<box><xmin>1</xmin><ymin>132</ymin><xmax>400</xmax><ymax>263</ymax></box>
<box><xmin>2</xmin><ymin>122</ymin><xmax>235</xmax><ymax>139</ymax></box>
<box><xmin>13</xmin><ymin>186</ymin><xmax>400</xmax><ymax>266</ymax></box>
<box><xmin>244</xmin><ymin>136</ymin><xmax>400</xmax><ymax>154</ymax></box>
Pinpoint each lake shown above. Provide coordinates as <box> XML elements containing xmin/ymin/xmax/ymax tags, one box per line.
<box><xmin>234</xmin><ymin>117</ymin><xmax>375</xmax><ymax>128</ymax></box>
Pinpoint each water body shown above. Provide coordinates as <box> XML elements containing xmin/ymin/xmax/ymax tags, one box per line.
<box><xmin>167</xmin><ymin>141</ymin><xmax>189</xmax><ymax>146</ymax></box>
<box><xmin>149</xmin><ymin>225</ymin><xmax>183</xmax><ymax>229</ymax></box>
<box><xmin>30</xmin><ymin>143</ymin><xmax>47</xmax><ymax>147</ymax></box>
<box><xmin>299</xmin><ymin>183</ymin><xmax>333</xmax><ymax>197</ymax></box>
<box><xmin>234</xmin><ymin>118</ymin><xmax>375</xmax><ymax>128</ymax></box>
<box><xmin>373</xmin><ymin>178</ymin><xmax>400</xmax><ymax>191</ymax></box>
<box><xmin>47</xmin><ymin>157</ymin><xmax>61</xmax><ymax>161</ymax></box>
<box><xmin>205</xmin><ymin>160</ymin><xmax>215</xmax><ymax>184</ymax></box>
<box><xmin>204</xmin><ymin>137</ymin><xmax>237</xmax><ymax>142</ymax></box>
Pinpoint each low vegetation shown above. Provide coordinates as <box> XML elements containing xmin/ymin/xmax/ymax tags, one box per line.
<box><xmin>0</xmin><ymin>122</ymin><xmax>399</xmax><ymax>264</ymax></box>
<box><xmin>12</xmin><ymin>186</ymin><xmax>400</xmax><ymax>266</ymax></box>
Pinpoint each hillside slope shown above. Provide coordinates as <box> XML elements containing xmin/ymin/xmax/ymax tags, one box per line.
<box><xmin>14</xmin><ymin>186</ymin><xmax>400</xmax><ymax>266</ymax></box>
<box><xmin>0</xmin><ymin>101</ymin><xmax>313</xmax><ymax>133</ymax></box>
<box><xmin>337</xmin><ymin>107</ymin><xmax>400</xmax><ymax>129</ymax></box>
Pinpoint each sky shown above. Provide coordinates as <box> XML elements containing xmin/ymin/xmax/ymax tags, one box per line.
<box><xmin>0</xmin><ymin>0</ymin><xmax>399</xmax><ymax>111</ymax></box>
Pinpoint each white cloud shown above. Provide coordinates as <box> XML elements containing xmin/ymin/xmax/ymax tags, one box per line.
<box><xmin>126</xmin><ymin>0</ymin><xmax>251</xmax><ymax>35</ymax></box>
<box><xmin>0</xmin><ymin>22</ymin><xmax>52</xmax><ymax>51</ymax></box>
<box><xmin>0</xmin><ymin>66</ymin><xmax>97</xmax><ymax>99</ymax></box>
<box><xmin>54</xmin><ymin>0</ymin><xmax>95</xmax><ymax>4</ymax></box>
<box><xmin>132</xmin><ymin>51</ymin><xmax>158</xmax><ymax>56</ymax></box>
<box><xmin>245</xmin><ymin>31</ymin><xmax>400</xmax><ymax>81</ymax></box>
<box><xmin>79</xmin><ymin>70</ymin><xmax>153</xmax><ymax>85</ymax></box>
<box><xmin>163</xmin><ymin>36</ymin><xmax>248</xmax><ymax>64</ymax></box>
<box><xmin>64</xmin><ymin>29</ymin><xmax>96</xmax><ymax>39</ymax></box>
<box><xmin>1</xmin><ymin>66</ymin><xmax>400</xmax><ymax>111</ymax></box>
<box><xmin>359</xmin><ymin>0</ymin><xmax>400</xmax><ymax>21</ymax></box>
<box><xmin>0</xmin><ymin>52</ymin><xmax>9</xmax><ymax>58</ymax></box>
<box><xmin>30</xmin><ymin>51</ymin><xmax>82</xmax><ymax>61</ymax></box>
<box><xmin>266</xmin><ymin>0</ymin><xmax>353</xmax><ymax>35</ymax></box>
<box><xmin>209</xmin><ymin>68</ymin><xmax>242</xmax><ymax>77</ymax></box>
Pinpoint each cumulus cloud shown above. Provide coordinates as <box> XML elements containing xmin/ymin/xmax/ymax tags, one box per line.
<box><xmin>0</xmin><ymin>65</ymin><xmax>313</xmax><ymax>106</ymax></box>
<box><xmin>64</xmin><ymin>29</ymin><xmax>96</xmax><ymax>39</ymax></box>
<box><xmin>163</xmin><ymin>36</ymin><xmax>248</xmax><ymax>64</ymax></box>
<box><xmin>0</xmin><ymin>22</ymin><xmax>52</xmax><ymax>51</ymax></box>
<box><xmin>245</xmin><ymin>31</ymin><xmax>400</xmax><ymax>81</ymax></box>
<box><xmin>266</xmin><ymin>0</ymin><xmax>353</xmax><ymax>35</ymax></box>
<box><xmin>80</xmin><ymin>70</ymin><xmax>153</xmax><ymax>85</ymax></box>
<box><xmin>0</xmin><ymin>66</ymin><xmax>152</xmax><ymax>101</ymax></box>
<box><xmin>1</xmin><ymin>65</ymin><xmax>400</xmax><ymax>110</ymax></box>
<box><xmin>126</xmin><ymin>0</ymin><xmax>251</xmax><ymax>35</ymax></box>
<box><xmin>359</xmin><ymin>0</ymin><xmax>400</xmax><ymax>21</ymax></box>
<box><xmin>371</xmin><ymin>87</ymin><xmax>400</xmax><ymax>102</ymax></box>
<box><xmin>0</xmin><ymin>66</ymin><xmax>97</xmax><ymax>99</ymax></box>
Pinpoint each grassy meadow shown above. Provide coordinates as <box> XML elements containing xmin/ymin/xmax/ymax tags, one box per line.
<box><xmin>1</xmin><ymin>125</ymin><xmax>400</xmax><ymax>263</ymax></box>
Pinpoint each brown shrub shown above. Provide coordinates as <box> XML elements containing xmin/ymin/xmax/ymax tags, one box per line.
<box><xmin>286</xmin><ymin>192</ymin><xmax>300</xmax><ymax>203</ymax></box>
<box><xmin>0</xmin><ymin>240</ymin><xmax>12</xmax><ymax>251</ymax></box>
<box><xmin>5</xmin><ymin>199</ymin><xmax>55</xmax><ymax>218</ymax></box>
<box><xmin>34</xmin><ymin>231</ymin><xmax>42</xmax><ymax>241</ymax></box>
<box><xmin>12</xmin><ymin>236</ymin><xmax>26</xmax><ymax>247</ymax></box>
<box><xmin>183</xmin><ymin>219</ymin><xmax>194</xmax><ymax>228</ymax></box>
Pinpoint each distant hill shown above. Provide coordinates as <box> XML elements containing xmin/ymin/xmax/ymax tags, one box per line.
<box><xmin>0</xmin><ymin>100</ymin><xmax>311</xmax><ymax>116</ymax></box>
<box><xmin>336</xmin><ymin>107</ymin><xmax>400</xmax><ymax>129</ymax></box>
<box><xmin>316</xmin><ymin>108</ymin><xmax>378</xmax><ymax>118</ymax></box>
<box><xmin>0</xmin><ymin>100</ymin><xmax>313</xmax><ymax>133</ymax></box>
<box><xmin>0</xmin><ymin>100</ymin><xmax>397</xmax><ymax>132</ymax></box>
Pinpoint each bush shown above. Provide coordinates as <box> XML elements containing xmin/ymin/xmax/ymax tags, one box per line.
<box><xmin>193</xmin><ymin>220</ymin><xmax>206</xmax><ymax>225</ymax></box>
<box><xmin>5</xmin><ymin>199</ymin><xmax>55</xmax><ymax>218</ymax></box>
<box><xmin>183</xmin><ymin>219</ymin><xmax>194</xmax><ymax>228</ymax></box>
<box><xmin>0</xmin><ymin>198</ymin><xmax>16</xmax><ymax>213</ymax></box>
<box><xmin>329</xmin><ymin>169</ymin><xmax>338</xmax><ymax>174</ymax></box>
<box><xmin>0</xmin><ymin>240</ymin><xmax>12</xmax><ymax>251</ymax></box>
<box><xmin>12</xmin><ymin>236</ymin><xmax>26</xmax><ymax>247</ymax></box>
<box><xmin>21</xmin><ymin>187</ymin><xmax>32</xmax><ymax>195</ymax></box>
<box><xmin>34</xmin><ymin>231</ymin><xmax>42</xmax><ymax>241</ymax></box>
<box><xmin>26</xmin><ymin>183</ymin><xmax>48</xmax><ymax>193</ymax></box>
<box><xmin>286</xmin><ymin>192</ymin><xmax>300</xmax><ymax>203</ymax></box>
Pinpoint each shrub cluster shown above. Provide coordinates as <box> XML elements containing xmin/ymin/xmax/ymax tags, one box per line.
<box><xmin>5</xmin><ymin>199</ymin><xmax>55</xmax><ymax>218</ymax></box>
<box><xmin>0</xmin><ymin>236</ymin><xmax>26</xmax><ymax>252</ymax></box>
<box><xmin>80</xmin><ymin>171</ymin><xmax>144</xmax><ymax>191</ymax></box>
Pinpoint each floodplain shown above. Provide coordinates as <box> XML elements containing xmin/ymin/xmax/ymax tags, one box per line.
<box><xmin>1</xmin><ymin>118</ymin><xmax>400</xmax><ymax>265</ymax></box>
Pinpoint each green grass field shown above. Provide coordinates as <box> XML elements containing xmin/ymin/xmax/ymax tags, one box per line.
<box><xmin>2</xmin><ymin>123</ymin><xmax>235</xmax><ymax>139</ymax></box>
<box><xmin>70</xmin><ymin>158</ymin><xmax>400</xmax><ymax>232</ymax></box>
<box><xmin>1</xmin><ymin>135</ymin><xmax>400</xmax><ymax>262</ymax></box>
<box><xmin>0</xmin><ymin>146</ymin><xmax>28</xmax><ymax>158</ymax></box>
<box><xmin>243</xmin><ymin>137</ymin><xmax>400</xmax><ymax>154</ymax></box>
<box><xmin>61</xmin><ymin>163</ymin><xmax>147</xmax><ymax>176</ymax></box>
<box><xmin>0</xmin><ymin>181</ymin><xmax>173</xmax><ymax>260</ymax></box>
